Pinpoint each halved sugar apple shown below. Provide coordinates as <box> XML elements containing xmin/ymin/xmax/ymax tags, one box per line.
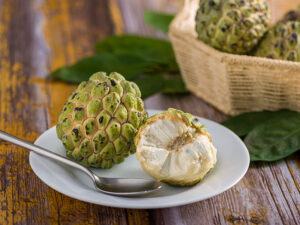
<box><xmin>56</xmin><ymin>72</ymin><xmax>147</xmax><ymax>168</ymax></box>
<box><xmin>135</xmin><ymin>108</ymin><xmax>217</xmax><ymax>186</ymax></box>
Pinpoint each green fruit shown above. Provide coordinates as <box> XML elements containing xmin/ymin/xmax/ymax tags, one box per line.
<box><xmin>253</xmin><ymin>21</ymin><xmax>300</xmax><ymax>62</ymax></box>
<box><xmin>56</xmin><ymin>72</ymin><xmax>147</xmax><ymax>168</ymax></box>
<box><xmin>195</xmin><ymin>0</ymin><xmax>270</xmax><ymax>54</ymax></box>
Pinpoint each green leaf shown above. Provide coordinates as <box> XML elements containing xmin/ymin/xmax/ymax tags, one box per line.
<box><xmin>50</xmin><ymin>52</ymin><xmax>159</xmax><ymax>83</ymax></box>
<box><xmin>134</xmin><ymin>74</ymin><xmax>166</xmax><ymax>99</ymax></box>
<box><xmin>245</xmin><ymin>115</ymin><xmax>300</xmax><ymax>161</ymax></box>
<box><xmin>134</xmin><ymin>74</ymin><xmax>188</xmax><ymax>99</ymax></box>
<box><xmin>94</xmin><ymin>35</ymin><xmax>178</xmax><ymax>72</ymax></box>
<box><xmin>163</xmin><ymin>76</ymin><xmax>189</xmax><ymax>94</ymax></box>
<box><xmin>50</xmin><ymin>34</ymin><xmax>186</xmax><ymax>99</ymax></box>
<box><xmin>222</xmin><ymin>110</ymin><xmax>299</xmax><ymax>137</ymax></box>
<box><xmin>143</xmin><ymin>11</ymin><xmax>175</xmax><ymax>33</ymax></box>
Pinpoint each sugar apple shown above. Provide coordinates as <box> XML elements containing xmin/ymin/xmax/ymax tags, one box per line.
<box><xmin>56</xmin><ymin>72</ymin><xmax>147</xmax><ymax>168</ymax></box>
<box><xmin>195</xmin><ymin>0</ymin><xmax>270</xmax><ymax>54</ymax></box>
<box><xmin>253</xmin><ymin>21</ymin><xmax>300</xmax><ymax>61</ymax></box>
<box><xmin>135</xmin><ymin>108</ymin><xmax>217</xmax><ymax>186</ymax></box>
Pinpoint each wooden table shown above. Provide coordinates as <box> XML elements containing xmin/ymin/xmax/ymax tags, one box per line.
<box><xmin>0</xmin><ymin>0</ymin><xmax>299</xmax><ymax>224</ymax></box>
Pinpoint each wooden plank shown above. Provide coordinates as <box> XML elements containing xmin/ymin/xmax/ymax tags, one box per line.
<box><xmin>0</xmin><ymin>0</ymin><xmax>51</xmax><ymax>224</ymax></box>
<box><xmin>118</xmin><ymin>0</ymin><xmax>300</xmax><ymax>224</ymax></box>
<box><xmin>0</xmin><ymin>0</ymin><xmax>139</xmax><ymax>224</ymax></box>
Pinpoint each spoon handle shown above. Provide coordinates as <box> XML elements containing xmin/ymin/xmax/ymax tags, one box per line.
<box><xmin>0</xmin><ymin>130</ymin><xmax>95</xmax><ymax>180</ymax></box>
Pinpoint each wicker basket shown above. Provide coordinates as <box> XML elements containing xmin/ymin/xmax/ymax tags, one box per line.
<box><xmin>169</xmin><ymin>0</ymin><xmax>300</xmax><ymax>115</ymax></box>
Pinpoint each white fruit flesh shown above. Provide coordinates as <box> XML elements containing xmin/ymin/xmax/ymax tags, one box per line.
<box><xmin>136</xmin><ymin>117</ymin><xmax>217</xmax><ymax>185</ymax></box>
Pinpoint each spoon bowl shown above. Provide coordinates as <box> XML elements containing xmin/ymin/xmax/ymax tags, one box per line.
<box><xmin>95</xmin><ymin>177</ymin><xmax>162</xmax><ymax>196</ymax></box>
<box><xmin>0</xmin><ymin>130</ymin><xmax>162</xmax><ymax>196</ymax></box>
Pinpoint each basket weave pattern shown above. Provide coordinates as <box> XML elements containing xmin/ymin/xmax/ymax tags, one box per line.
<box><xmin>169</xmin><ymin>0</ymin><xmax>300</xmax><ymax>115</ymax></box>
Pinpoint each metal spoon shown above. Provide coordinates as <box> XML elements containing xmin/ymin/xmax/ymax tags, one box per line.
<box><xmin>0</xmin><ymin>130</ymin><xmax>162</xmax><ymax>196</ymax></box>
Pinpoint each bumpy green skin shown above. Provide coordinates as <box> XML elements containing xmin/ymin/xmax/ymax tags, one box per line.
<box><xmin>56</xmin><ymin>72</ymin><xmax>147</xmax><ymax>168</ymax></box>
<box><xmin>195</xmin><ymin>0</ymin><xmax>270</xmax><ymax>54</ymax></box>
<box><xmin>254</xmin><ymin>21</ymin><xmax>300</xmax><ymax>61</ymax></box>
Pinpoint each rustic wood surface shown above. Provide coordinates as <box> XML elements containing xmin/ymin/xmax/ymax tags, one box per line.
<box><xmin>0</xmin><ymin>0</ymin><xmax>299</xmax><ymax>224</ymax></box>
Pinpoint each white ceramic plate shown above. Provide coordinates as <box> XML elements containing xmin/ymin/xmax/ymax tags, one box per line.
<box><xmin>30</xmin><ymin>109</ymin><xmax>249</xmax><ymax>209</ymax></box>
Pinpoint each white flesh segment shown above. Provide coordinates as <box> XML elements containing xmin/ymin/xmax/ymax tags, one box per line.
<box><xmin>166</xmin><ymin>135</ymin><xmax>216</xmax><ymax>183</ymax></box>
<box><xmin>139</xmin><ymin>119</ymin><xmax>188</xmax><ymax>148</ymax></box>
<box><xmin>139</xmin><ymin>146</ymin><xmax>169</xmax><ymax>169</ymax></box>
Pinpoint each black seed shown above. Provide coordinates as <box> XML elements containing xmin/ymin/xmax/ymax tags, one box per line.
<box><xmin>137</xmin><ymin>112</ymin><xmax>141</xmax><ymax>117</ymax></box>
<box><xmin>110</xmin><ymin>79</ymin><xmax>116</xmax><ymax>86</ymax></box>
<box><xmin>290</xmin><ymin>33</ymin><xmax>298</xmax><ymax>44</ymax></box>
<box><xmin>72</xmin><ymin>128</ymin><xmax>79</xmax><ymax>137</ymax></box>
<box><xmin>99</xmin><ymin>116</ymin><xmax>104</xmax><ymax>123</ymax></box>
<box><xmin>103</xmin><ymin>82</ymin><xmax>109</xmax><ymax>88</ymax></box>
<box><xmin>114</xmin><ymin>124</ymin><xmax>117</xmax><ymax>127</ymax></box>
<box><xmin>63</xmin><ymin>118</ymin><xmax>67</xmax><ymax>122</ymax></box>
<box><xmin>63</xmin><ymin>107</ymin><xmax>67</xmax><ymax>111</ymax></box>
<box><xmin>291</xmin><ymin>23</ymin><xmax>296</xmax><ymax>30</ymax></box>
<box><xmin>209</xmin><ymin>0</ymin><xmax>216</xmax><ymax>7</ymax></box>
<box><xmin>74</xmin><ymin>107</ymin><xmax>83</xmax><ymax>111</ymax></box>
<box><xmin>71</xmin><ymin>92</ymin><xmax>78</xmax><ymax>99</ymax></box>
<box><xmin>221</xmin><ymin>27</ymin><xmax>226</xmax><ymax>32</ymax></box>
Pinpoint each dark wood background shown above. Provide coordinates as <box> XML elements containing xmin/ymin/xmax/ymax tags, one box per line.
<box><xmin>0</xmin><ymin>0</ymin><xmax>299</xmax><ymax>224</ymax></box>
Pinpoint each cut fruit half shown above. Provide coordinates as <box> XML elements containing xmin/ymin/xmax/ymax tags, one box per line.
<box><xmin>135</xmin><ymin>108</ymin><xmax>217</xmax><ymax>186</ymax></box>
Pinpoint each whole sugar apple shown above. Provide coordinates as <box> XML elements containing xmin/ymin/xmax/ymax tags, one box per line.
<box><xmin>195</xmin><ymin>0</ymin><xmax>270</xmax><ymax>54</ymax></box>
<box><xmin>135</xmin><ymin>108</ymin><xmax>217</xmax><ymax>186</ymax></box>
<box><xmin>56</xmin><ymin>72</ymin><xmax>147</xmax><ymax>168</ymax></box>
<box><xmin>253</xmin><ymin>21</ymin><xmax>300</xmax><ymax>61</ymax></box>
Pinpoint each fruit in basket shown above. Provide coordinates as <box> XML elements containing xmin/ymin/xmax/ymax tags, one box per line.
<box><xmin>135</xmin><ymin>108</ymin><xmax>217</xmax><ymax>186</ymax></box>
<box><xmin>195</xmin><ymin>0</ymin><xmax>270</xmax><ymax>54</ymax></box>
<box><xmin>253</xmin><ymin>21</ymin><xmax>300</xmax><ymax>61</ymax></box>
<box><xmin>56</xmin><ymin>72</ymin><xmax>147</xmax><ymax>168</ymax></box>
